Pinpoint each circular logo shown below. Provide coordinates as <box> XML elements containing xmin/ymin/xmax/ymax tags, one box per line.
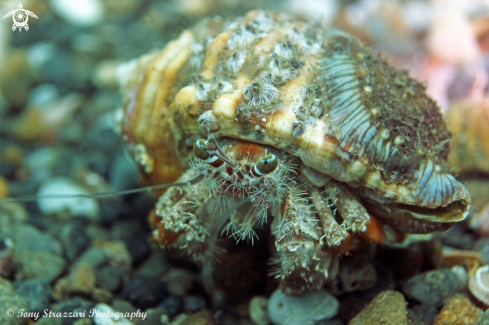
<box><xmin>6</xmin><ymin>309</ymin><xmax>14</xmax><ymax>317</ymax></box>
<box><xmin>13</xmin><ymin>9</ymin><xmax>28</xmax><ymax>28</ymax></box>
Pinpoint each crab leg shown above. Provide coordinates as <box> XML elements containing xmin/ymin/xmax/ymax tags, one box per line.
<box><xmin>309</xmin><ymin>186</ymin><xmax>348</xmax><ymax>247</ymax></box>
<box><xmin>325</xmin><ymin>180</ymin><xmax>386</xmax><ymax>244</ymax></box>
<box><xmin>271</xmin><ymin>187</ymin><xmax>338</xmax><ymax>295</ymax></box>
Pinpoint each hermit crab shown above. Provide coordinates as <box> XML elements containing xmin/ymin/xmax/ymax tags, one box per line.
<box><xmin>118</xmin><ymin>10</ymin><xmax>471</xmax><ymax>295</ymax></box>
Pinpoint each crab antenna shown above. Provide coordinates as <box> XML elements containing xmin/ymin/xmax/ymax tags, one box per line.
<box><xmin>206</xmin><ymin>135</ymin><xmax>237</xmax><ymax>168</ymax></box>
<box><xmin>0</xmin><ymin>174</ymin><xmax>206</xmax><ymax>204</ymax></box>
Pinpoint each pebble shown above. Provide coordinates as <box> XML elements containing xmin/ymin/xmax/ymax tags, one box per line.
<box><xmin>92</xmin><ymin>303</ymin><xmax>132</xmax><ymax>325</ymax></box>
<box><xmin>92</xmin><ymin>60</ymin><xmax>122</xmax><ymax>89</ymax></box>
<box><xmin>100</xmin><ymin>241</ymin><xmax>132</xmax><ymax>268</ymax></box>
<box><xmin>408</xmin><ymin>303</ymin><xmax>438</xmax><ymax>325</ymax></box>
<box><xmin>348</xmin><ymin>290</ymin><xmax>408</xmax><ymax>325</ymax></box>
<box><xmin>27</xmin><ymin>83</ymin><xmax>60</xmax><ymax>107</ymax></box>
<box><xmin>0</xmin><ymin>277</ymin><xmax>29</xmax><ymax>325</ymax></box>
<box><xmin>433</xmin><ymin>293</ymin><xmax>482</xmax><ymax>325</ymax></box>
<box><xmin>331</xmin><ymin>255</ymin><xmax>377</xmax><ymax>294</ymax></box>
<box><xmin>37</xmin><ymin>317</ymin><xmax>63</xmax><ymax>325</ymax></box>
<box><xmin>120</xmin><ymin>275</ymin><xmax>167</xmax><ymax>309</ymax></box>
<box><xmin>0</xmin><ymin>160</ymin><xmax>15</xmax><ymax>178</ymax></box>
<box><xmin>24</xmin><ymin>147</ymin><xmax>61</xmax><ymax>181</ymax></box>
<box><xmin>403</xmin><ymin>268</ymin><xmax>460</xmax><ymax>307</ymax></box>
<box><xmin>268</xmin><ymin>288</ymin><xmax>339</xmax><ymax>325</ymax></box>
<box><xmin>73</xmin><ymin>319</ymin><xmax>93</xmax><ymax>325</ymax></box>
<box><xmin>122</xmin><ymin>232</ymin><xmax>150</xmax><ymax>266</ymax></box>
<box><xmin>26</xmin><ymin>43</ymin><xmax>56</xmax><ymax>71</ymax></box>
<box><xmin>183</xmin><ymin>295</ymin><xmax>206</xmax><ymax>312</ymax></box>
<box><xmin>164</xmin><ymin>268</ymin><xmax>197</xmax><ymax>296</ymax></box>
<box><xmin>6</xmin><ymin>224</ymin><xmax>62</xmax><ymax>255</ymax></box>
<box><xmin>0</xmin><ymin>175</ymin><xmax>9</xmax><ymax>198</ymax></box>
<box><xmin>433</xmin><ymin>294</ymin><xmax>482</xmax><ymax>325</ymax></box>
<box><xmin>249</xmin><ymin>296</ymin><xmax>269</xmax><ymax>325</ymax></box>
<box><xmin>16</xmin><ymin>279</ymin><xmax>51</xmax><ymax>313</ymax></box>
<box><xmin>49</xmin><ymin>0</ymin><xmax>105</xmax><ymax>28</ymax></box>
<box><xmin>95</xmin><ymin>265</ymin><xmax>129</xmax><ymax>292</ymax></box>
<box><xmin>135</xmin><ymin>307</ymin><xmax>167</xmax><ymax>325</ymax></box>
<box><xmin>0</xmin><ymin>237</ymin><xmax>14</xmax><ymax>278</ymax></box>
<box><xmin>14</xmin><ymin>250</ymin><xmax>66</xmax><ymax>282</ymax></box>
<box><xmin>53</xmin><ymin>262</ymin><xmax>96</xmax><ymax>298</ymax></box>
<box><xmin>58</xmin><ymin>218</ymin><xmax>91</xmax><ymax>261</ymax></box>
<box><xmin>111</xmin><ymin>299</ymin><xmax>137</xmax><ymax>314</ymax></box>
<box><xmin>171</xmin><ymin>310</ymin><xmax>215</xmax><ymax>325</ymax></box>
<box><xmin>478</xmin><ymin>309</ymin><xmax>489</xmax><ymax>325</ymax></box>
<box><xmin>75</xmin><ymin>247</ymin><xmax>108</xmax><ymax>269</ymax></box>
<box><xmin>91</xmin><ymin>288</ymin><xmax>112</xmax><ymax>304</ymax></box>
<box><xmin>37</xmin><ymin>177</ymin><xmax>100</xmax><ymax>219</ymax></box>
<box><xmin>136</xmin><ymin>250</ymin><xmax>169</xmax><ymax>277</ymax></box>
<box><xmin>159</xmin><ymin>296</ymin><xmax>183</xmax><ymax>316</ymax></box>
<box><xmin>51</xmin><ymin>297</ymin><xmax>94</xmax><ymax>325</ymax></box>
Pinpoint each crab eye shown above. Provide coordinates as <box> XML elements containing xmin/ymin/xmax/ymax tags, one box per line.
<box><xmin>193</xmin><ymin>139</ymin><xmax>210</xmax><ymax>160</ymax></box>
<box><xmin>254</xmin><ymin>154</ymin><xmax>278</xmax><ymax>176</ymax></box>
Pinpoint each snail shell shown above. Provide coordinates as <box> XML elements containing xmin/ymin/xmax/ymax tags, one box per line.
<box><xmin>118</xmin><ymin>10</ymin><xmax>470</xmax><ymax>232</ymax></box>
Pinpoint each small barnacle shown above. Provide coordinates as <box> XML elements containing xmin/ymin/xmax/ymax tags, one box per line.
<box><xmin>227</xmin><ymin>25</ymin><xmax>255</xmax><ymax>50</ymax></box>
<box><xmin>198</xmin><ymin>110</ymin><xmax>220</xmax><ymax>133</ymax></box>
<box><xmin>251</xmin><ymin>11</ymin><xmax>273</xmax><ymax>33</ymax></box>
<box><xmin>274</xmin><ymin>42</ymin><xmax>294</xmax><ymax>59</ymax></box>
<box><xmin>196</xmin><ymin>82</ymin><xmax>211</xmax><ymax>102</ymax></box>
<box><xmin>243</xmin><ymin>80</ymin><xmax>279</xmax><ymax>107</ymax></box>
<box><xmin>269</xmin><ymin>56</ymin><xmax>298</xmax><ymax>84</ymax></box>
<box><xmin>215</xmin><ymin>80</ymin><xmax>233</xmax><ymax>95</ymax></box>
<box><xmin>235</xmin><ymin>105</ymin><xmax>251</xmax><ymax>122</ymax></box>
<box><xmin>227</xmin><ymin>52</ymin><xmax>247</xmax><ymax>75</ymax></box>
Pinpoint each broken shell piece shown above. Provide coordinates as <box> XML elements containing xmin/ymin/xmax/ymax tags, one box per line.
<box><xmin>469</xmin><ymin>265</ymin><xmax>489</xmax><ymax>307</ymax></box>
<box><xmin>442</xmin><ymin>248</ymin><xmax>482</xmax><ymax>277</ymax></box>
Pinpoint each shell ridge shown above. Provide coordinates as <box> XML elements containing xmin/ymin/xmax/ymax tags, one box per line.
<box><xmin>417</xmin><ymin>165</ymin><xmax>437</xmax><ymax>205</ymax></box>
<box><xmin>327</xmin><ymin>79</ymin><xmax>358</xmax><ymax>96</ymax></box>
<box><xmin>340</xmin><ymin>121</ymin><xmax>370</xmax><ymax>149</ymax></box>
<box><xmin>359</xmin><ymin>126</ymin><xmax>377</xmax><ymax>157</ymax></box>
<box><xmin>337</xmin><ymin>109</ymin><xmax>369</xmax><ymax>134</ymax></box>
<box><xmin>329</xmin><ymin>90</ymin><xmax>360</xmax><ymax>111</ymax></box>
<box><xmin>414</xmin><ymin>161</ymin><xmax>433</xmax><ymax>197</ymax></box>
<box><xmin>329</xmin><ymin>98</ymin><xmax>362</xmax><ymax>119</ymax></box>
<box><xmin>334</xmin><ymin>101</ymin><xmax>364</xmax><ymax>124</ymax></box>
<box><xmin>339</xmin><ymin>113</ymin><xmax>370</xmax><ymax>148</ymax></box>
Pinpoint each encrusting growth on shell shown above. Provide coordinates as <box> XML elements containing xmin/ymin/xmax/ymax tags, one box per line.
<box><xmin>118</xmin><ymin>10</ymin><xmax>471</xmax><ymax>295</ymax></box>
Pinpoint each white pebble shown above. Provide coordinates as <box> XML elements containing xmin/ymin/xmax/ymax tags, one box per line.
<box><xmin>250</xmin><ymin>296</ymin><xmax>269</xmax><ymax>325</ymax></box>
<box><xmin>37</xmin><ymin>177</ymin><xmax>100</xmax><ymax>219</ymax></box>
<box><xmin>268</xmin><ymin>288</ymin><xmax>339</xmax><ymax>325</ymax></box>
<box><xmin>28</xmin><ymin>84</ymin><xmax>60</xmax><ymax>106</ymax></box>
<box><xmin>27</xmin><ymin>43</ymin><xmax>55</xmax><ymax>70</ymax></box>
<box><xmin>93</xmin><ymin>303</ymin><xmax>132</xmax><ymax>325</ymax></box>
<box><xmin>49</xmin><ymin>0</ymin><xmax>104</xmax><ymax>27</ymax></box>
